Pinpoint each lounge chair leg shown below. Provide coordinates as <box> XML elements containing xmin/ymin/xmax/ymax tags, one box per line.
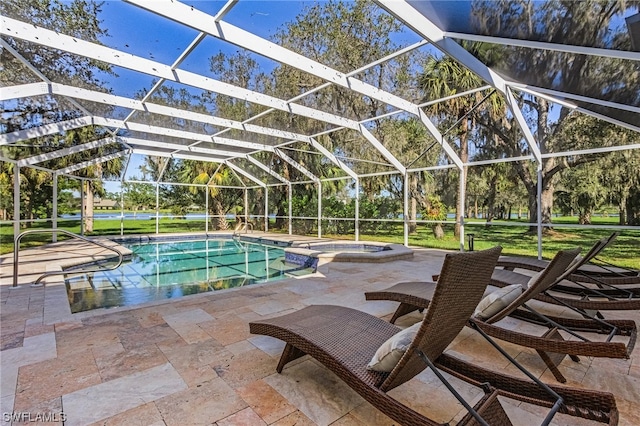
<box><xmin>536</xmin><ymin>349</ymin><xmax>567</xmax><ymax>383</ymax></box>
<box><xmin>276</xmin><ymin>343</ymin><xmax>306</xmax><ymax>373</ymax></box>
<box><xmin>536</xmin><ymin>328</ymin><xmax>574</xmax><ymax>383</ymax></box>
<box><xmin>459</xmin><ymin>389</ymin><xmax>513</xmax><ymax>426</ymax></box>
<box><xmin>389</xmin><ymin>303</ymin><xmax>421</xmax><ymax>324</ymax></box>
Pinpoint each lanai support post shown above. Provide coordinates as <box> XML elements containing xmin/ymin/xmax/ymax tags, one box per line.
<box><xmin>155</xmin><ymin>160</ymin><xmax>170</xmax><ymax>235</ymax></box>
<box><xmin>244</xmin><ymin>188</ymin><xmax>249</xmax><ymax>232</ymax></box>
<box><xmin>459</xmin><ymin>171</ymin><xmax>466</xmax><ymax>251</ymax></box>
<box><xmin>13</xmin><ymin>165</ymin><xmax>20</xmax><ymax>238</ymax></box>
<box><xmin>205</xmin><ymin>186</ymin><xmax>209</xmax><ymax>234</ymax></box>
<box><xmin>537</xmin><ymin>168</ymin><xmax>543</xmax><ymax>259</ymax></box>
<box><xmin>155</xmin><ymin>182</ymin><xmax>159</xmax><ymax>235</ymax></box>
<box><xmin>355</xmin><ymin>178</ymin><xmax>360</xmax><ymax>242</ymax></box>
<box><xmin>264</xmin><ymin>188</ymin><xmax>268</xmax><ymax>232</ymax></box>
<box><xmin>120</xmin><ymin>187</ymin><xmax>124</xmax><ymax>237</ymax></box>
<box><xmin>120</xmin><ymin>154</ymin><xmax>130</xmax><ymax>237</ymax></box>
<box><xmin>80</xmin><ymin>179</ymin><xmax>85</xmax><ymax>236</ymax></box>
<box><xmin>288</xmin><ymin>183</ymin><xmax>292</xmax><ymax>235</ymax></box>
<box><xmin>317</xmin><ymin>181</ymin><xmax>322</xmax><ymax>238</ymax></box>
<box><xmin>403</xmin><ymin>172</ymin><xmax>409</xmax><ymax>247</ymax></box>
<box><xmin>52</xmin><ymin>173</ymin><xmax>58</xmax><ymax>242</ymax></box>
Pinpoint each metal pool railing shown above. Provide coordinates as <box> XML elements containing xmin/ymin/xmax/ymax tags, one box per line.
<box><xmin>13</xmin><ymin>229</ymin><xmax>124</xmax><ymax>287</ymax></box>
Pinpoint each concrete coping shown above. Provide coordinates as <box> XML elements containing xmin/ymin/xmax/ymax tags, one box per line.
<box><xmin>285</xmin><ymin>241</ymin><xmax>413</xmax><ymax>263</ymax></box>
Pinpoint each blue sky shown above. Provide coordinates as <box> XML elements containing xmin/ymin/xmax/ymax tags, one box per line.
<box><xmin>95</xmin><ymin>1</ymin><xmax>425</xmax><ymax>190</ymax></box>
<box><xmin>97</xmin><ymin>1</ymin><xmax>313</xmax><ymax>98</ymax></box>
<box><xmin>97</xmin><ymin>1</ymin><xmax>314</xmax><ymax>189</ymax></box>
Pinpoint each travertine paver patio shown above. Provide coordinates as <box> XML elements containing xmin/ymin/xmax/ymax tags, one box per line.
<box><xmin>1</xmin><ymin>235</ymin><xmax>639</xmax><ymax>425</ymax></box>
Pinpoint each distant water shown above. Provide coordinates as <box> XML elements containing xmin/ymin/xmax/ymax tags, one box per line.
<box><xmin>60</xmin><ymin>213</ymin><xmax>212</xmax><ymax>220</ymax></box>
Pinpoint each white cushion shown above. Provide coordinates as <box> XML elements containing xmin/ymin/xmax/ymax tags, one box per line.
<box><xmin>367</xmin><ymin>322</ymin><xmax>421</xmax><ymax>372</ymax></box>
<box><xmin>473</xmin><ymin>284</ymin><xmax>523</xmax><ymax>320</ymax></box>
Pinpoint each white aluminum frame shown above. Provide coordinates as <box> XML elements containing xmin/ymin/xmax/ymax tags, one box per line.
<box><xmin>1</xmin><ymin>0</ymin><xmax>638</xmax><ymax>256</ymax></box>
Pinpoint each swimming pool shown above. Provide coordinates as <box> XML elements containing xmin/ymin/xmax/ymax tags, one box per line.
<box><xmin>65</xmin><ymin>238</ymin><xmax>313</xmax><ymax>313</ymax></box>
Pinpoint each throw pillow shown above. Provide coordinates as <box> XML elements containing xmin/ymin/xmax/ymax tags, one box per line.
<box><xmin>473</xmin><ymin>284</ymin><xmax>523</xmax><ymax>320</ymax></box>
<box><xmin>367</xmin><ymin>322</ymin><xmax>421</xmax><ymax>372</ymax></box>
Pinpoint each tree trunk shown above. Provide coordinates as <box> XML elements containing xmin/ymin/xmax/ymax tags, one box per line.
<box><xmin>527</xmin><ymin>192</ymin><xmax>537</xmax><ymax>230</ymax></box>
<box><xmin>275</xmin><ymin>204</ymin><xmax>286</xmax><ymax>229</ymax></box>
<box><xmin>485</xmin><ymin>173</ymin><xmax>498</xmax><ymax>225</ymax></box>
<box><xmin>85</xmin><ymin>181</ymin><xmax>94</xmax><ymax>233</ymax></box>
<box><xmin>618</xmin><ymin>194</ymin><xmax>627</xmax><ymax>226</ymax></box>
<box><xmin>409</xmin><ymin>196</ymin><xmax>417</xmax><ymax>234</ymax></box>
<box><xmin>214</xmin><ymin>199</ymin><xmax>229</xmax><ymax>230</ymax></box>
<box><xmin>24</xmin><ymin>181</ymin><xmax>35</xmax><ymax>228</ymax></box>
<box><xmin>408</xmin><ymin>173</ymin><xmax>420</xmax><ymax>234</ymax></box>
<box><xmin>432</xmin><ymin>224</ymin><xmax>444</xmax><ymax>239</ymax></box>
<box><xmin>535</xmin><ymin>99</ymin><xmax>554</xmax><ymax>231</ymax></box>
<box><xmin>540</xmin><ymin>183</ymin><xmax>554</xmax><ymax>224</ymax></box>
<box><xmin>454</xmin><ymin>119</ymin><xmax>469</xmax><ymax>237</ymax></box>
<box><xmin>579</xmin><ymin>211</ymin><xmax>591</xmax><ymax>225</ymax></box>
<box><xmin>626</xmin><ymin>194</ymin><xmax>639</xmax><ymax>225</ymax></box>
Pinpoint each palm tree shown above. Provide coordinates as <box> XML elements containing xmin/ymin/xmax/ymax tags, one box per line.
<box><xmin>418</xmin><ymin>41</ymin><xmax>503</xmax><ymax>236</ymax></box>
<box><xmin>0</xmin><ymin>160</ymin><xmax>50</xmax><ymax>227</ymax></box>
<box><xmin>65</xmin><ymin>127</ymin><xmax>125</xmax><ymax>233</ymax></box>
<box><xmin>179</xmin><ymin>161</ymin><xmax>238</xmax><ymax>230</ymax></box>
<box><xmin>76</xmin><ymin>158</ymin><xmax>123</xmax><ymax>233</ymax></box>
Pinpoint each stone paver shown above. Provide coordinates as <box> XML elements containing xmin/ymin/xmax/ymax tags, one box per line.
<box><xmin>1</xmin><ymin>234</ymin><xmax>639</xmax><ymax>425</ymax></box>
<box><xmin>62</xmin><ymin>363</ymin><xmax>186</xmax><ymax>426</ymax></box>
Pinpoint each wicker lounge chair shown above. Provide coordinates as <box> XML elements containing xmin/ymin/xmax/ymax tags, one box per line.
<box><xmin>365</xmin><ymin>248</ymin><xmax>581</xmax><ymax>324</ymax></box>
<box><xmin>365</xmin><ymin>248</ymin><xmax>637</xmax><ymax>384</ymax></box>
<box><xmin>497</xmin><ymin>233</ymin><xmax>640</xmax><ymax>287</ymax></box>
<box><xmin>492</xmin><ymin>237</ymin><xmax>640</xmax><ymax>312</ymax></box>
<box><xmin>250</xmin><ymin>247</ymin><xmax>619</xmax><ymax>425</ymax></box>
<box><xmin>490</xmin><ymin>268</ymin><xmax>640</xmax><ymax>312</ymax></box>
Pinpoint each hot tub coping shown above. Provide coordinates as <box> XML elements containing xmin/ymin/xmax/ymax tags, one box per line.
<box><xmin>286</xmin><ymin>241</ymin><xmax>413</xmax><ymax>263</ymax></box>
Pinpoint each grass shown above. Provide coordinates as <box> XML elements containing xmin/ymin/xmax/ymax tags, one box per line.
<box><xmin>0</xmin><ymin>218</ymin><xmax>207</xmax><ymax>253</ymax></box>
<box><xmin>320</xmin><ymin>218</ymin><xmax>640</xmax><ymax>269</ymax></box>
<box><xmin>2</xmin><ymin>216</ymin><xmax>639</xmax><ymax>269</ymax></box>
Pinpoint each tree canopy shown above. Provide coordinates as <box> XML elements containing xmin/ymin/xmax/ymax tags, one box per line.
<box><xmin>2</xmin><ymin>0</ymin><xmax>639</xmax><ymax>232</ymax></box>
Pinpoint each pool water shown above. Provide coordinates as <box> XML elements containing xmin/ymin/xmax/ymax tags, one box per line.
<box><xmin>65</xmin><ymin>238</ymin><xmax>312</xmax><ymax>313</ymax></box>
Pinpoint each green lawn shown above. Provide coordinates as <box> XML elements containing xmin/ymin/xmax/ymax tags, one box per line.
<box><xmin>2</xmin><ymin>216</ymin><xmax>639</xmax><ymax>269</ymax></box>
<box><xmin>351</xmin><ymin>225</ymin><xmax>640</xmax><ymax>269</ymax></box>
<box><xmin>322</xmin><ymin>216</ymin><xmax>640</xmax><ymax>269</ymax></box>
<box><xmin>0</xmin><ymin>218</ymin><xmax>207</xmax><ymax>253</ymax></box>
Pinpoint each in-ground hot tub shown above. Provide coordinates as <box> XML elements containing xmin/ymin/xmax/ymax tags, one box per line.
<box><xmin>283</xmin><ymin>241</ymin><xmax>414</xmax><ymax>270</ymax></box>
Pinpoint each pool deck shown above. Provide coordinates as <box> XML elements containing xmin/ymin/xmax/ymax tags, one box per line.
<box><xmin>1</xmin><ymin>233</ymin><xmax>639</xmax><ymax>425</ymax></box>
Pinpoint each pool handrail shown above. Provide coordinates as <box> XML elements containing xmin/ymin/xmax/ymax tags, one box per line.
<box><xmin>233</xmin><ymin>220</ymin><xmax>253</xmax><ymax>233</ymax></box>
<box><xmin>13</xmin><ymin>229</ymin><xmax>124</xmax><ymax>287</ymax></box>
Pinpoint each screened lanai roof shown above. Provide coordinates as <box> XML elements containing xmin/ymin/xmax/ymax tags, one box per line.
<box><xmin>1</xmin><ymin>0</ymin><xmax>639</xmax><ymax>186</ymax></box>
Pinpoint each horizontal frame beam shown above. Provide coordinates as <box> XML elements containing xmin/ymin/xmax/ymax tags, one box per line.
<box><xmin>0</xmin><ymin>16</ymin><xmax>359</xmax><ymax>130</ymax></box>
<box><xmin>56</xmin><ymin>150</ymin><xmax>129</xmax><ymax>174</ymax></box>
<box><xmin>17</xmin><ymin>137</ymin><xmax>114</xmax><ymax>167</ymax></box>
<box><xmin>443</xmin><ymin>31</ymin><xmax>640</xmax><ymax>62</ymax></box>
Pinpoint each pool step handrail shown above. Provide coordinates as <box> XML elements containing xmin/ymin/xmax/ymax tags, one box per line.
<box><xmin>233</xmin><ymin>220</ymin><xmax>253</xmax><ymax>234</ymax></box>
<box><xmin>13</xmin><ymin>229</ymin><xmax>124</xmax><ymax>287</ymax></box>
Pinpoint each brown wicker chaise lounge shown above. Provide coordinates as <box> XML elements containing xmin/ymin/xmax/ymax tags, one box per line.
<box><xmin>497</xmin><ymin>232</ymin><xmax>640</xmax><ymax>287</ymax></box>
<box><xmin>365</xmin><ymin>248</ymin><xmax>637</xmax><ymax>384</ymax></box>
<box><xmin>491</xmin><ymin>268</ymin><xmax>640</xmax><ymax>312</ymax></box>
<box><xmin>250</xmin><ymin>247</ymin><xmax>619</xmax><ymax>425</ymax></box>
<box><xmin>492</xmin><ymin>236</ymin><xmax>640</xmax><ymax>312</ymax></box>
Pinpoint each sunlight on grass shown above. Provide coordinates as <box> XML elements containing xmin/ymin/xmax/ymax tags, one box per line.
<box><xmin>2</xmin><ymin>218</ymin><xmax>639</xmax><ymax>269</ymax></box>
